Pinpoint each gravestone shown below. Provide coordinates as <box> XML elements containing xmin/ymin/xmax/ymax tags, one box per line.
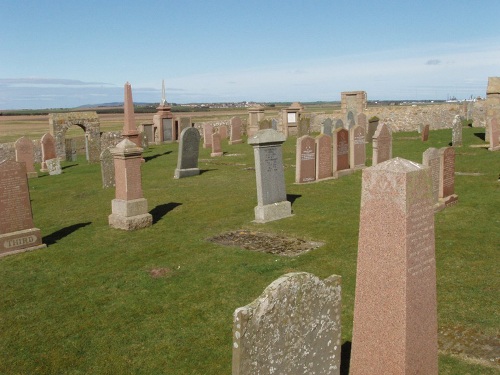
<box><xmin>438</xmin><ymin>147</ymin><xmax>458</xmax><ymax>207</ymax></box>
<box><xmin>351</xmin><ymin>157</ymin><xmax>438</xmax><ymax>375</ymax></box>
<box><xmin>315</xmin><ymin>134</ymin><xmax>333</xmax><ymax>180</ymax></box>
<box><xmin>421</xmin><ymin>124</ymin><xmax>430</xmax><ymax>142</ymax></box>
<box><xmin>108</xmin><ymin>139</ymin><xmax>152</xmax><ymax>230</ymax></box>
<box><xmin>258</xmin><ymin>119</ymin><xmax>272</xmax><ymax>130</ymax></box>
<box><xmin>248</xmin><ymin>129</ymin><xmax>292</xmax><ymax>223</ymax></box>
<box><xmin>14</xmin><ymin>137</ymin><xmax>37</xmax><ymax>178</ymax></box>
<box><xmin>366</xmin><ymin>117</ymin><xmax>379</xmax><ymax>141</ymax></box>
<box><xmin>297</xmin><ymin>117</ymin><xmax>310</xmax><ymax>137</ymax></box>
<box><xmin>65</xmin><ymin>138</ymin><xmax>77</xmax><ymax>161</ymax></box>
<box><xmin>451</xmin><ymin>115</ymin><xmax>462</xmax><ymax>147</ymax></box>
<box><xmin>372</xmin><ymin>123</ymin><xmax>392</xmax><ymax>166</ymax></box>
<box><xmin>46</xmin><ymin>158</ymin><xmax>62</xmax><ymax>175</ymax></box>
<box><xmin>100</xmin><ymin>148</ymin><xmax>115</xmax><ymax>188</ymax></box>
<box><xmin>295</xmin><ymin>135</ymin><xmax>316</xmax><ymax>183</ymax></box>
<box><xmin>488</xmin><ymin>117</ymin><xmax>500</xmax><ymax>151</ymax></box>
<box><xmin>202</xmin><ymin>123</ymin><xmax>213</xmax><ymax>149</ymax></box>
<box><xmin>335</xmin><ymin>119</ymin><xmax>344</xmax><ymax>130</ymax></box>
<box><xmin>174</xmin><ymin>127</ymin><xmax>201</xmax><ymax>179</ymax></box>
<box><xmin>233</xmin><ymin>272</ymin><xmax>342</xmax><ymax>375</ymax></box>
<box><xmin>346</xmin><ymin>111</ymin><xmax>356</xmax><ymax>129</ymax></box>
<box><xmin>422</xmin><ymin>148</ymin><xmax>444</xmax><ymax>212</ymax></box>
<box><xmin>0</xmin><ymin>160</ymin><xmax>46</xmax><ymax>257</ymax></box>
<box><xmin>321</xmin><ymin>118</ymin><xmax>333</xmax><ymax>136</ymax></box>
<box><xmin>211</xmin><ymin>133</ymin><xmax>223</xmax><ymax>157</ymax></box>
<box><xmin>349</xmin><ymin>125</ymin><xmax>366</xmax><ymax>170</ymax></box>
<box><xmin>332</xmin><ymin>128</ymin><xmax>351</xmax><ymax>178</ymax></box>
<box><xmin>40</xmin><ymin>133</ymin><xmax>56</xmax><ymax>172</ymax></box>
<box><xmin>218</xmin><ymin>125</ymin><xmax>228</xmax><ymax>140</ymax></box>
<box><xmin>271</xmin><ymin>118</ymin><xmax>278</xmax><ymax>130</ymax></box>
<box><xmin>140</xmin><ymin>132</ymin><xmax>148</xmax><ymax>149</ymax></box>
<box><xmin>357</xmin><ymin>113</ymin><xmax>367</xmax><ymax>132</ymax></box>
<box><xmin>229</xmin><ymin>117</ymin><xmax>243</xmax><ymax>144</ymax></box>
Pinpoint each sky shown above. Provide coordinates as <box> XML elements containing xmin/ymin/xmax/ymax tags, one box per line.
<box><xmin>1</xmin><ymin>0</ymin><xmax>500</xmax><ymax>110</ymax></box>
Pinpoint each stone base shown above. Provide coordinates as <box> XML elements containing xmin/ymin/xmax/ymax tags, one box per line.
<box><xmin>433</xmin><ymin>201</ymin><xmax>446</xmax><ymax>212</ymax></box>
<box><xmin>174</xmin><ymin>168</ymin><xmax>200</xmax><ymax>179</ymax></box>
<box><xmin>211</xmin><ymin>152</ymin><xmax>223</xmax><ymax>157</ymax></box>
<box><xmin>253</xmin><ymin>201</ymin><xmax>293</xmax><ymax>223</ymax></box>
<box><xmin>109</xmin><ymin>198</ymin><xmax>152</xmax><ymax>230</ymax></box>
<box><xmin>488</xmin><ymin>145</ymin><xmax>500</xmax><ymax>151</ymax></box>
<box><xmin>229</xmin><ymin>140</ymin><xmax>243</xmax><ymax>145</ymax></box>
<box><xmin>27</xmin><ymin>172</ymin><xmax>38</xmax><ymax>178</ymax></box>
<box><xmin>333</xmin><ymin>169</ymin><xmax>355</xmax><ymax>179</ymax></box>
<box><xmin>0</xmin><ymin>228</ymin><xmax>46</xmax><ymax>258</ymax></box>
<box><xmin>439</xmin><ymin>194</ymin><xmax>458</xmax><ymax>207</ymax></box>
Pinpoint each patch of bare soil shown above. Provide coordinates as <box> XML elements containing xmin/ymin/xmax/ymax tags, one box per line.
<box><xmin>208</xmin><ymin>230</ymin><xmax>324</xmax><ymax>256</ymax></box>
<box><xmin>149</xmin><ymin>267</ymin><xmax>173</xmax><ymax>278</ymax></box>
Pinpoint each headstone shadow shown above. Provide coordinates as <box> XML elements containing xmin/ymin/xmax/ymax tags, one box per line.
<box><xmin>340</xmin><ymin>341</ymin><xmax>351</xmax><ymax>375</ymax></box>
<box><xmin>286</xmin><ymin>194</ymin><xmax>302</xmax><ymax>206</ymax></box>
<box><xmin>62</xmin><ymin>164</ymin><xmax>78</xmax><ymax>170</ymax></box>
<box><xmin>474</xmin><ymin>132</ymin><xmax>486</xmax><ymax>141</ymax></box>
<box><xmin>150</xmin><ymin>202</ymin><xmax>182</xmax><ymax>224</ymax></box>
<box><xmin>144</xmin><ymin>151</ymin><xmax>172</xmax><ymax>162</ymax></box>
<box><xmin>43</xmin><ymin>222</ymin><xmax>92</xmax><ymax>246</ymax></box>
<box><xmin>199</xmin><ymin>169</ymin><xmax>217</xmax><ymax>175</ymax></box>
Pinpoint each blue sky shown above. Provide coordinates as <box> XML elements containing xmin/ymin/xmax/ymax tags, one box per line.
<box><xmin>1</xmin><ymin>0</ymin><xmax>499</xmax><ymax>109</ymax></box>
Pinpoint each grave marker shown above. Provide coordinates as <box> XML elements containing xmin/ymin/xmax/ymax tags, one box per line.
<box><xmin>421</xmin><ymin>124</ymin><xmax>430</xmax><ymax>142</ymax></box>
<box><xmin>46</xmin><ymin>158</ymin><xmax>62</xmax><ymax>175</ymax></box>
<box><xmin>422</xmin><ymin>147</ymin><xmax>444</xmax><ymax>211</ymax></box>
<box><xmin>332</xmin><ymin>128</ymin><xmax>351</xmax><ymax>178</ymax></box>
<box><xmin>315</xmin><ymin>133</ymin><xmax>333</xmax><ymax>180</ymax></box>
<box><xmin>321</xmin><ymin>118</ymin><xmax>333</xmax><ymax>136</ymax></box>
<box><xmin>202</xmin><ymin>123</ymin><xmax>213</xmax><ymax>149</ymax></box>
<box><xmin>65</xmin><ymin>138</ymin><xmax>77</xmax><ymax>161</ymax></box>
<box><xmin>488</xmin><ymin>117</ymin><xmax>500</xmax><ymax>151</ymax></box>
<box><xmin>40</xmin><ymin>133</ymin><xmax>56</xmax><ymax>172</ymax></box>
<box><xmin>451</xmin><ymin>115</ymin><xmax>462</xmax><ymax>147</ymax></box>
<box><xmin>174</xmin><ymin>127</ymin><xmax>201</xmax><ymax>178</ymax></box>
<box><xmin>218</xmin><ymin>125</ymin><xmax>228</xmax><ymax>140</ymax></box>
<box><xmin>100</xmin><ymin>148</ymin><xmax>115</xmax><ymax>188</ymax></box>
<box><xmin>438</xmin><ymin>147</ymin><xmax>458</xmax><ymax>207</ymax></box>
<box><xmin>14</xmin><ymin>137</ymin><xmax>37</xmax><ymax>178</ymax></box>
<box><xmin>295</xmin><ymin>135</ymin><xmax>316</xmax><ymax>183</ymax></box>
<box><xmin>229</xmin><ymin>117</ymin><xmax>243</xmax><ymax>144</ymax></box>
<box><xmin>372</xmin><ymin>123</ymin><xmax>392</xmax><ymax>166</ymax></box>
<box><xmin>349</xmin><ymin>125</ymin><xmax>366</xmax><ymax>170</ymax></box>
<box><xmin>211</xmin><ymin>133</ymin><xmax>223</xmax><ymax>157</ymax></box>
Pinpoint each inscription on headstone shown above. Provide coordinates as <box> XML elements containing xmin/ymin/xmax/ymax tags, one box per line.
<box><xmin>333</xmin><ymin>128</ymin><xmax>349</xmax><ymax>172</ymax></box>
<box><xmin>350</xmin><ymin>125</ymin><xmax>366</xmax><ymax>169</ymax></box>
<box><xmin>422</xmin><ymin>147</ymin><xmax>442</xmax><ymax>210</ymax></box>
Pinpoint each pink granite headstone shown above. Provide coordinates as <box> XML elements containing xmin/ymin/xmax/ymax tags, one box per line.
<box><xmin>488</xmin><ymin>117</ymin><xmax>500</xmax><ymax>151</ymax></box>
<box><xmin>421</xmin><ymin>124</ymin><xmax>430</xmax><ymax>142</ymax></box>
<box><xmin>422</xmin><ymin>147</ymin><xmax>443</xmax><ymax>211</ymax></box>
<box><xmin>350</xmin><ymin>125</ymin><xmax>366</xmax><ymax>169</ymax></box>
<box><xmin>202</xmin><ymin>123</ymin><xmax>213</xmax><ymax>148</ymax></box>
<box><xmin>229</xmin><ymin>117</ymin><xmax>243</xmax><ymax>144</ymax></box>
<box><xmin>211</xmin><ymin>133</ymin><xmax>223</xmax><ymax>157</ymax></box>
<box><xmin>351</xmin><ymin>157</ymin><xmax>438</xmax><ymax>375</ymax></box>
<box><xmin>372</xmin><ymin>123</ymin><xmax>392</xmax><ymax>166</ymax></box>
<box><xmin>15</xmin><ymin>137</ymin><xmax>37</xmax><ymax>178</ymax></box>
<box><xmin>295</xmin><ymin>135</ymin><xmax>316</xmax><ymax>183</ymax></box>
<box><xmin>357</xmin><ymin>113</ymin><xmax>367</xmax><ymax>132</ymax></box>
<box><xmin>438</xmin><ymin>147</ymin><xmax>458</xmax><ymax>207</ymax></box>
<box><xmin>315</xmin><ymin>134</ymin><xmax>332</xmax><ymax>180</ymax></box>
<box><xmin>40</xmin><ymin>133</ymin><xmax>56</xmax><ymax>172</ymax></box>
<box><xmin>333</xmin><ymin>128</ymin><xmax>349</xmax><ymax>173</ymax></box>
<box><xmin>0</xmin><ymin>160</ymin><xmax>46</xmax><ymax>257</ymax></box>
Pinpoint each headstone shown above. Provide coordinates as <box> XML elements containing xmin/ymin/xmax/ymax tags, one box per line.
<box><xmin>258</xmin><ymin>119</ymin><xmax>272</xmax><ymax>130</ymax></box>
<box><xmin>0</xmin><ymin>160</ymin><xmax>46</xmax><ymax>257</ymax></box>
<box><xmin>233</xmin><ymin>272</ymin><xmax>342</xmax><ymax>375</ymax></box>
<box><xmin>297</xmin><ymin>117</ymin><xmax>310</xmax><ymax>137</ymax></box>
<box><xmin>332</xmin><ymin>128</ymin><xmax>350</xmax><ymax>177</ymax></box>
<box><xmin>372</xmin><ymin>123</ymin><xmax>392</xmax><ymax>166</ymax></box>
<box><xmin>46</xmin><ymin>158</ymin><xmax>62</xmax><ymax>175</ymax></box>
<box><xmin>14</xmin><ymin>137</ymin><xmax>37</xmax><ymax>178</ymax></box>
<box><xmin>315</xmin><ymin>134</ymin><xmax>333</xmax><ymax>180</ymax></box>
<box><xmin>346</xmin><ymin>111</ymin><xmax>356</xmax><ymax>129</ymax></box>
<box><xmin>321</xmin><ymin>118</ymin><xmax>333</xmax><ymax>136</ymax></box>
<box><xmin>335</xmin><ymin>119</ymin><xmax>344</xmax><ymax>130</ymax></box>
<box><xmin>422</xmin><ymin>148</ymin><xmax>444</xmax><ymax>211</ymax></box>
<box><xmin>248</xmin><ymin>129</ymin><xmax>292</xmax><ymax>223</ymax></box>
<box><xmin>421</xmin><ymin>124</ymin><xmax>430</xmax><ymax>142</ymax></box>
<box><xmin>366</xmin><ymin>118</ymin><xmax>379</xmax><ymax>141</ymax></box>
<box><xmin>357</xmin><ymin>113</ymin><xmax>367</xmax><ymax>132</ymax></box>
<box><xmin>451</xmin><ymin>115</ymin><xmax>462</xmax><ymax>147</ymax></box>
<box><xmin>349</xmin><ymin>125</ymin><xmax>366</xmax><ymax>170</ymax></box>
<box><xmin>438</xmin><ymin>147</ymin><xmax>458</xmax><ymax>207</ymax></box>
<box><xmin>230</xmin><ymin>117</ymin><xmax>243</xmax><ymax>144</ymax></box>
<box><xmin>179</xmin><ymin>117</ymin><xmax>191</xmax><ymax>134</ymax></box>
<box><xmin>64</xmin><ymin>138</ymin><xmax>77</xmax><ymax>161</ymax></box>
<box><xmin>295</xmin><ymin>135</ymin><xmax>316</xmax><ymax>183</ymax></box>
<box><xmin>40</xmin><ymin>133</ymin><xmax>56</xmax><ymax>172</ymax></box>
<box><xmin>271</xmin><ymin>118</ymin><xmax>278</xmax><ymax>130</ymax></box>
<box><xmin>174</xmin><ymin>127</ymin><xmax>201</xmax><ymax>179</ymax></box>
<box><xmin>488</xmin><ymin>117</ymin><xmax>500</xmax><ymax>151</ymax></box>
<box><xmin>218</xmin><ymin>125</ymin><xmax>228</xmax><ymax>140</ymax></box>
<box><xmin>211</xmin><ymin>133</ymin><xmax>223</xmax><ymax>157</ymax></box>
<box><xmin>100</xmin><ymin>148</ymin><xmax>115</xmax><ymax>188</ymax></box>
<box><xmin>202</xmin><ymin>123</ymin><xmax>213</xmax><ymax>149</ymax></box>
<box><xmin>140</xmin><ymin>131</ymin><xmax>148</xmax><ymax>149</ymax></box>
<box><xmin>351</xmin><ymin>157</ymin><xmax>438</xmax><ymax>375</ymax></box>
<box><xmin>108</xmin><ymin>139</ymin><xmax>152</xmax><ymax>230</ymax></box>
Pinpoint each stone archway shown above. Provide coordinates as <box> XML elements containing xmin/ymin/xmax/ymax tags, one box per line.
<box><xmin>49</xmin><ymin>112</ymin><xmax>101</xmax><ymax>163</ymax></box>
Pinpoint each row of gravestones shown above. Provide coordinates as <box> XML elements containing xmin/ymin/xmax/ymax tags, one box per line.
<box><xmin>12</xmin><ymin>134</ymin><xmax>62</xmax><ymax>177</ymax></box>
<box><xmin>202</xmin><ymin>117</ymin><xmax>243</xmax><ymax>149</ymax></box>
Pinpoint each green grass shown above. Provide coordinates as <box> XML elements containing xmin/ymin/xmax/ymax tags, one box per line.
<box><xmin>0</xmin><ymin>126</ymin><xmax>498</xmax><ymax>374</ymax></box>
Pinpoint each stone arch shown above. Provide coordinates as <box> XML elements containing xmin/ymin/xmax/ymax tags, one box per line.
<box><xmin>49</xmin><ymin>112</ymin><xmax>101</xmax><ymax>163</ymax></box>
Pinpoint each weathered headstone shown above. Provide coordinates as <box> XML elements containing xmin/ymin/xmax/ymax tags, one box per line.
<box><xmin>40</xmin><ymin>133</ymin><xmax>56</xmax><ymax>172</ymax></box>
<box><xmin>357</xmin><ymin>113</ymin><xmax>367</xmax><ymax>132</ymax></box>
<box><xmin>202</xmin><ymin>123</ymin><xmax>213</xmax><ymax>149</ymax></box>
<box><xmin>351</xmin><ymin>157</ymin><xmax>438</xmax><ymax>375</ymax></box>
<box><xmin>451</xmin><ymin>115</ymin><xmax>462</xmax><ymax>147</ymax></box>
<box><xmin>488</xmin><ymin>117</ymin><xmax>500</xmax><ymax>151</ymax></box>
<box><xmin>174</xmin><ymin>127</ymin><xmax>201</xmax><ymax>179</ymax></box>
<box><xmin>14</xmin><ymin>137</ymin><xmax>37</xmax><ymax>178</ymax></box>
<box><xmin>346</xmin><ymin>111</ymin><xmax>356</xmax><ymax>129</ymax></box>
<box><xmin>229</xmin><ymin>117</ymin><xmax>243</xmax><ymax>144</ymax></box>
<box><xmin>295</xmin><ymin>135</ymin><xmax>316</xmax><ymax>183</ymax></box>
<box><xmin>233</xmin><ymin>272</ymin><xmax>342</xmax><ymax>375</ymax></box>
<box><xmin>248</xmin><ymin>129</ymin><xmax>292</xmax><ymax>223</ymax></box>
<box><xmin>46</xmin><ymin>158</ymin><xmax>62</xmax><ymax>175</ymax></box>
<box><xmin>335</xmin><ymin>119</ymin><xmax>344</xmax><ymax>130</ymax></box>
<box><xmin>321</xmin><ymin>118</ymin><xmax>333</xmax><ymax>136</ymax></box>
<box><xmin>258</xmin><ymin>119</ymin><xmax>272</xmax><ymax>130</ymax></box>
<box><xmin>297</xmin><ymin>117</ymin><xmax>310</xmax><ymax>137</ymax></box>
<box><xmin>422</xmin><ymin>147</ymin><xmax>443</xmax><ymax>212</ymax></box>
<box><xmin>108</xmin><ymin>139</ymin><xmax>152</xmax><ymax>230</ymax></box>
<box><xmin>0</xmin><ymin>160</ymin><xmax>46</xmax><ymax>257</ymax></box>
<box><xmin>218</xmin><ymin>125</ymin><xmax>228</xmax><ymax>140</ymax></box>
<box><xmin>315</xmin><ymin>134</ymin><xmax>333</xmax><ymax>180</ymax></box>
<box><xmin>372</xmin><ymin>123</ymin><xmax>392</xmax><ymax>166</ymax></box>
<box><xmin>211</xmin><ymin>133</ymin><xmax>223</xmax><ymax>157</ymax></box>
<box><xmin>65</xmin><ymin>138</ymin><xmax>77</xmax><ymax>161</ymax></box>
<box><xmin>438</xmin><ymin>147</ymin><xmax>458</xmax><ymax>207</ymax></box>
<box><xmin>421</xmin><ymin>124</ymin><xmax>430</xmax><ymax>142</ymax></box>
<box><xmin>100</xmin><ymin>148</ymin><xmax>115</xmax><ymax>188</ymax></box>
<box><xmin>332</xmin><ymin>128</ymin><xmax>351</xmax><ymax>177</ymax></box>
<box><xmin>349</xmin><ymin>125</ymin><xmax>366</xmax><ymax>170</ymax></box>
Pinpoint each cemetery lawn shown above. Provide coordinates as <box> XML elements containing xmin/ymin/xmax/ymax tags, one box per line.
<box><xmin>0</xmin><ymin>126</ymin><xmax>498</xmax><ymax>374</ymax></box>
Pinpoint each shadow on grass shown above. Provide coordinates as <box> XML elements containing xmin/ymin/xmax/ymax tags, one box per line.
<box><xmin>150</xmin><ymin>202</ymin><xmax>182</xmax><ymax>224</ymax></box>
<box><xmin>340</xmin><ymin>341</ymin><xmax>351</xmax><ymax>375</ymax></box>
<box><xmin>287</xmin><ymin>194</ymin><xmax>302</xmax><ymax>206</ymax></box>
<box><xmin>474</xmin><ymin>132</ymin><xmax>486</xmax><ymax>141</ymax></box>
<box><xmin>43</xmin><ymin>222</ymin><xmax>92</xmax><ymax>246</ymax></box>
<box><xmin>144</xmin><ymin>151</ymin><xmax>172</xmax><ymax>162</ymax></box>
<box><xmin>199</xmin><ymin>169</ymin><xmax>217</xmax><ymax>175</ymax></box>
<box><xmin>62</xmin><ymin>164</ymin><xmax>78</xmax><ymax>170</ymax></box>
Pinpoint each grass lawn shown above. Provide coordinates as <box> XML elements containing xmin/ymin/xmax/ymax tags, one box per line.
<box><xmin>0</xmin><ymin>125</ymin><xmax>498</xmax><ymax>374</ymax></box>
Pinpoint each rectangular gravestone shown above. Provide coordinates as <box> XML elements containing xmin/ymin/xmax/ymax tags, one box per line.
<box><xmin>211</xmin><ymin>133</ymin><xmax>223</xmax><ymax>157</ymax></box>
<box><xmin>332</xmin><ymin>128</ymin><xmax>352</xmax><ymax>178</ymax></box>
<box><xmin>438</xmin><ymin>147</ymin><xmax>458</xmax><ymax>206</ymax></box>
<box><xmin>230</xmin><ymin>117</ymin><xmax>243</xmax><ymax>144</ymax></box>
<box><xmin>41</xmin><ymin>133</ymin><xmax>56</xmax><ymax>172</ymax></box>
<box><xmin>46</xmin><ymin>158</ymin><xmax>62</xmax><ymax>175</ymax></box>
<box><xmin>422</xmin><ymin>147</ymin><xmax>444</xmax><ymax>211</ymax></box>
<box><xmin>100</xmin><ymin>148</ymin><xmax>115</xmax><ymax>188</ymax></box>
<box><xmin>162</xmin><ymin>118</ymin><xmax>173</xmax><ymax>141</ymax></box>
<box><xmin>65</xmin><ymin>138</ymin><xmax>77</xmax><ymax>161</ymax></box>
<box><xmin>321</xmin><ymin>118</ymin><xmax>333</xmax><ymax>136</ymax></box>
<box><xmin>372</xmin><ymin>123</ymin><xmax>392</xmax><ymax>166</ymax></box>
<box><xmin>452</xmin><ymin>115</ymin><xmax>462</xmax><ymax>147</ymax></box>
<box><xmin>202</xmin><ymin>123</ymin><xmax>213</xmax><ymax>149</ymax></box>
<box><xmin>218</xmin><ymin>125</ymin><xmax>228</xmax><ymax>140</ymax></box>
<box><xmin>233</xmin><ymin>272</ymin><xmax>342</xmax><ymax>375</ymax></box>
<box><xmin>315</xmin><ymin>134</ymin><xmax>333</xmax><ymax>180</ymax></box>
<box><xmin>351</xmin><ymin>157</ymin><xmax>438</xmax><ymax>375</ymax></box>
<box><xmin>174</xmin><ymin>127</ymin><xmax>201</xmax><ymax>178</ymax></box>
<box><xmin>179</xmin><ymin>117</ymin><xmax>191</xmax><ymax>134</ymax></box>
<box><xmin>258</xmin><ymin>119</ymin><xmax>272</xmax><ymax>130</ymax></box>
<box><xmin>15</xmin><ymin>137</ymin><xmax>37</xmax><ymax>178</ymax></box>
<box><xmin>0</xmin><ymin>160</ymin><xmax>46</xmax><ymax>257</ymax></box>
<box><xmin>297</xmin><ymin>117</ymin><xmax>310</xmax><ymax>137</ymax></box>
<box><xmin>421</xmin><ymin>124</ymin><xmax>430</xmax><ymax>142</ymax></box>
<box><xmin>350</xmin><ymin>125</ymin><xmax>366</xmax><ymax>170</ymax></box>
<box><xmin>488</xmin><ymin>117</ymin><xmax>500</xmax><ymax>151</ymax></box>
<box><xmin>295</xmin><ymin>135</ymin><xmax>316</xmax><ymax>183</ymax></box>
<box><xmin>366</xmin><ymin>118</ymin><xmax>379</xmax><ymax>141</ymax></box>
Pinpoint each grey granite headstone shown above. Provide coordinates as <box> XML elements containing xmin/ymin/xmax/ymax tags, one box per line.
<box><xmin>297</xmin><ymin>117</ymin><xmax>310</xmax><ymax>137</ymax></box>
<box><xmin>321</xmin><ymin>118</ymin><xmax>333</xmax><ymax>136</ymax></box>
<box><xmin>100</xmin><ymin>148</ymin><xmax>115</xmax><ymax>188</ymax></box>
<box><xmin>452</xmin><ymin>115</ymin><xmax>462</xmax><ymax>147</ymax></box>
<box><xmin>174</xmin><ymin>127</ymin><xmax>201</xmax><ymax>179</ymax></box>
<box><xmin>233</xmin><ymin>272</ymin><xmax>342</xmax><ymax>375</ymax></box>
<box><xmin>335</xmin><ymin>119</ymin><xmax>344</xmax><ymax>130</ymax></box>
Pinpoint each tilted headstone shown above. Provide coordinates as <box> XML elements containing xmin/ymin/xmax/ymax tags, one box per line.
<box><xmin>351</xmin><ymin>157</ymin><xmax>438</xmax><ymax>375</ymax></box>
<box><xmin>321</xmin><ymin>118</ymin><xmax>333</xmax><ymax>136</ymax></box>
<box><xmin>422</xmin><ymin>147</ymin><xmax>443</xmax><ymax>211</ymax></box>
<box><xmin>297</xmin><ymin>117</ymin><xmax>310</xmax><ymax>137</ymax></box>
<box><xmin>202</xmin><ymin>123</ymin><xmax>213</xmax><ymax>149</ymax></box>
<box><xmin>421</xmin><ymin>124</ymin><xmax>430</xmax><ymax>142</ymax></box>
<box><xmin>218</xmin><ymin>125</ymin><xmax>228</xmax><ymax>140</ymax></box>
<box><xmin>451</xmin><ymin>115</ymin><xmax>462</xmax><ymax>147</ymax></box>
<box><xmin>488</xmin><ymin>117</ymin><xmax>500</xmax><ymax>151</ymax></box>
<box><xmin>211</xmin><ymin>133</ymin><xmax>223</xmax><ymax>157</ymax></box>
<box><xmin>229</xmin><ymin>117</ymin><xmax>243</xmax><ymax>144</ymax></box>
<box><xmin>46</xmin><ymin>158</ymin><xmax>62</xmax><ymax>175</ymax></box>
<box><xmin>14</xmin><ymin>137</ymin><xmax>37</xmax><ymax>178</ymax></box>
<box><xmin>332</xmin><ymin>128</ymin><xmax>350</xmax><ymax>177</ymax></box>
<box><xmin>65</xmin><ymin>138</ymin><xmax>77</xmax><ymax>161</ymax></box>
<box><xmin>100</xmin><ymin>148</ymin><xmax>115</xmax><ymax>188</ymax></box>
<box><xmin>174</xmin><ymin>127</ymin><xmax>201</xmax><ymax>179</ymax></box>
<box><xmin>233</xmin><ymin>272</ymin><xmax>342</xmax><ymax>375</ymax></box>
<box><xmin>295</xmin><ymin>135</ymin><xmax>316</xmax><ymax>183</ymax></box>
<box><xmin>40</xmin><ymin>133</ymin><xmax>56</xmax><ymax>172</ymax></box>
<box><xmin>248</xmin><ymin>129</ymin><xmax>292</xmax><ymax>223</ymax></box>
<box><xmin>438</xmin><ymin>147</ymin><xmax>458</xmax><ymax>207</ymax></box>
<box><xmin>0</xmin><ymin>160</ymin><xmax>46</xmax><ymax>257</ymax></box>
<box><xmin>315</xmin><ymin>133</ymin><xmax>333</xmax><ymax>180</ymax></box>
<box><xmin>372</xmin><ymin>123</ymin><xmax>392</xmax><ymax>166</ymax></box>
<box><xmin>349</xmin><ymin>125</ymin><xmax>366</xmax><ymax>170</ymax></box>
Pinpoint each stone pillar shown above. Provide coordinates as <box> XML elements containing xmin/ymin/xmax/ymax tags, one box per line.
<box><xmin>247</xmin><ymin>105</ymin><xmax>265</xmax><ymax>138</ymax></box>
<box><xmin>121</xmin><ymin>82</ymin><xmax>141</xmax><ymax>147</ymax></box>
<box><xmin>281</xmin><ymin>102</ymin><xmax>303</xmax><ymax>137</ymax></box>
<box><xmin>108</xmin><ymin>139</ymin><xmax>152</xmax><ymax>230</ymax></box>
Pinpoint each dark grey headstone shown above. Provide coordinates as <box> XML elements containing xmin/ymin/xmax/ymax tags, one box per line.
<box><xmin>174</xmin><ymin>127</ymin><xmax>200</xmax><ymax>178</ymax></box>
